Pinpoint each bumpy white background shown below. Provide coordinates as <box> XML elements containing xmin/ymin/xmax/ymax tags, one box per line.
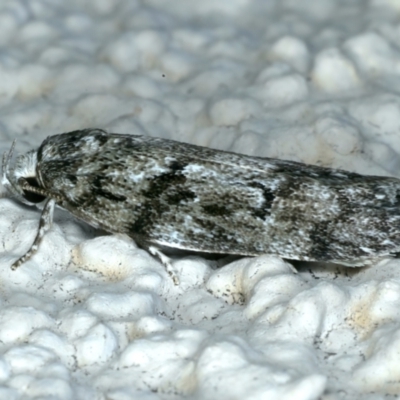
<box><xmin>1</xmin><ymin>0</ymin><xmax>400</xmax><ymax>399</ymax></box>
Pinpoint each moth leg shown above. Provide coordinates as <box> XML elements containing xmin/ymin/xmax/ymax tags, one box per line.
<box><xmin>11</xmin><ymin>198</ymin><xmax>55</xmax><ymax>270</ymax></box>
<box><xmin>148</xmin><ymin>245</ymin><xmax>179</xmax><ymax>285</ymax></box>
<box><xmin>287</xmin><ymin>262</ymin><xmax>298</xmax><ymax>274</ymax></box>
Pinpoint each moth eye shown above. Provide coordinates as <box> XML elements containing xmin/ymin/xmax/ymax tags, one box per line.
<box><xmin>22</xmin><ymin>177</ymin><xmax>46</xmax><ymax>203</ymax></box>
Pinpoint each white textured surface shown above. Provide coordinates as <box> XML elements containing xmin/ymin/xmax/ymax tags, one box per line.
<box><xmin>1</xmin><ymin>1</ymin><xmax>400</xmax><ymax>399</ymax></box>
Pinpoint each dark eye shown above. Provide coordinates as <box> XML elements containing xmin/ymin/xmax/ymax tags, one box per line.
<box><xmin>23</xmin><ymin>177</ymin><xmax>46</xmax><ymax>203</ymax></box>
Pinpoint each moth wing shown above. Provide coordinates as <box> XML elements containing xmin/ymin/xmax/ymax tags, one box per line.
<box><xmin>37</xmin><ymin>131</ymin><xmax>400</xmax><ymax>263</ymax></box>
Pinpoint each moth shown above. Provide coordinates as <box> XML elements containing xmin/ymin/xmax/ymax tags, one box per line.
<box><xmin>3</xmin><ymin>128</ymin><xmax>400</xmax><ymax>283</ymax></box>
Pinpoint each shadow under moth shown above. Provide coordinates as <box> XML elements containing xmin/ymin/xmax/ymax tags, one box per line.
<box><xmin>3</xmin><ymin>128</ymin><xmax>400</xmax><ymax>283</ymax></box>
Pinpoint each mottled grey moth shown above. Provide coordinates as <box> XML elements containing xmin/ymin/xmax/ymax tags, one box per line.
<box><xmin>3</xmin><ymin>128</ymin><xmax>400</xmax><ymax>282</ymax></box>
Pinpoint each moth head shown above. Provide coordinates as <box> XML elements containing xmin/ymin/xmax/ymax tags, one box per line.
<box><xmin>2</xmin><ymin>142</ymin><xmax>47</xmax><ymax>205</ymax></box>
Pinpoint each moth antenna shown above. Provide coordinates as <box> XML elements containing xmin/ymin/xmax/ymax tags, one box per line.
<box><xmin>2</xmin><ymin>140</ymin><xmax>20</xmax><ymax>197</ymax></box>
<box><xmin>19</xmin><ymin>178</ymin><xmax>61</xmax><ymax>202</ymax></box>
<box><xmin>10</xmin><ymin>198</ymin><xmax>56</xmax><ymax>270</ymax></box>
<box><xmin>3</xmin><ymin>139</ymin><xmax>16</xmax><ymax>171</ymax></box>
